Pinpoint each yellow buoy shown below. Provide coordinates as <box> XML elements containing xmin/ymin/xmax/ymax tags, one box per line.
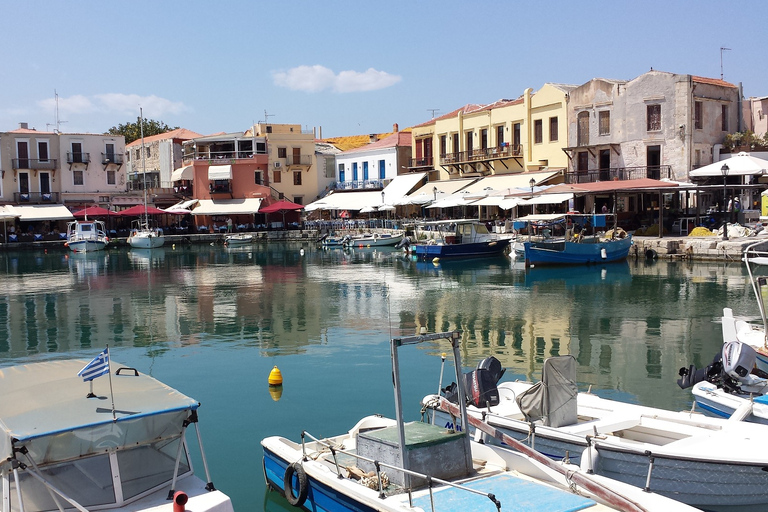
<box><xmin>268</xmin><ymin>366</ymin><xmax>283</xmax><ymax>386</ymax></box>
<box><xmin>268</xmin><ymin>385</ymin><xmax>283</xmax><ymax>401</ymax></box>
<box><xmin>432</xmin><ymin>257</ymin><xmax>440</xmax><ymax>264</ymax></box>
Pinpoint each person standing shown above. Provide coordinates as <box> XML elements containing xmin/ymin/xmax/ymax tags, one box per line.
<box><xmin>227</xmin><ymin>217</ymin><xmax>233</xmax><ymax>233</ymax></box>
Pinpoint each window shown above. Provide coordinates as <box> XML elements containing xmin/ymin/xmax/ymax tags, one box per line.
<box><xmin>599</xmin><ymin>111</ymin><xmax>610</xmax><ymax>135</ymax></box>
<box><xmin>38</xmin><ymin>140</ymin><xmax>49</xmax><ymax>162</ymax></box>
<box><xmin>466</xmin><ymin>131</ymin><xmax>473</xmax><ymax>154</ymax></box>
<box><xmin>266</xmin><ymin>125</ymin><xmax>272</xmax><ymax>133</ymax></box>
<box><xmin>694</xmin><ymin>101</ymin><xmax>702</xmax><ymax>130</ymax></box>
<box><xmin>293</xmin><ymin>171</ymin><xmax>302</xmax><ymax>186</ymax></box>
<box><xmin>107</xmin><ymin>170</ymin><xmax>116</xmax><ymax>185</ymax></box>
<box><xmin>378</xmin><ymin>159</ymin><xmax>385</xmax><ymax>179</ymax></box>
<box><xmin>292</xmin><ymin>197</ymin><xmax>303</xmax><ymax>205</ymax></box>
<box><xmin>278</xmin><ymin>147</ymin><xmax>287</xmax><ymax>158</ymax></box>
<box><xmin>481</xmin><ymin>129</ymin><xmax>488</xmax><ymax>149</ymax></box>
<box><xmin>273</xmin><ymin>170</ymin><xmax>281</xmax><ymax>183</ymax></box>
<box><xmin>74</xmin><ymin>169</ymin><xmax>84</xmax><ymax>185</ymax></box>
<box><xmin>513</xmin><ymin>123</ymin><xmax>521</xmax><ymax>148</ymax></box>
<box><xmin>338</xmin><ymin>163</ymin><xmax>345</xmax><ymax>181</ymax></box>
<box><xmin>105</xmin><ymin>142</ymin><xmax>115</xmax><ymax>162</ymax></box>
<box><xmin>352</xmin><ymin>162</ymin><xmax>358</xmax><ymax>181</ymax></box>
<box><xmin>534</xmin><ymin>119</ymin><xmax>543</xmax><ymax>144</ymax></box>
<box><xmin>722</xmin><ymin>105</ymin><xmax>729</xmax><ymax>131</ymax></box>
<box><xmin>452</xmin><ymin>133</ymin><xmax>459</xmax><ymax>153</ymax></box>
<box><xmin>16</xmin><ymin>140</ymin><xmax>29</xmax><ymax>167</ymax></box>
<box><xmin>254</xmin><ymin>171</ymin><xmax>262</xmax><ymax>185</ymax></box>
<box><xmin>19</xmin><ymin>172</ymin><xmax>29</xmax><ymax>194</ymax></box>
<box><xmin>496</xmin><ymin>125</ymin><xmax>504</xmax><ymax>146</ymax></box>
<box><xmin>440</xmin><ymin>135</ymin><xmax>447</xmax><ymax>156</ymax></box>
<box><xmin>647</xmin><ymin>104</ymin><xmax>661</xmax><ymax>131</ymax></box>
<box><xmin>549</xmin><ymin>117</ymin><xmax>558</xmax><ymax>142</ymax></box>
<box><xmin>577</xmin><ymin>112</ymin><xmax>589</xmax><ymax>146</ymax></box>
<box><xmin>362</xmin><ymin>161</ymin><xmax>369</xmax><ymax>181</ymax></box>
<box><xmin>256</xmin><ymin>142</ymin><xmax>266</xmax><ymax>153</ymax></box>
<box><xmin>135</xmin><ymin>148</ymin><xmax>141</xmax><ymax>160</ymax></box>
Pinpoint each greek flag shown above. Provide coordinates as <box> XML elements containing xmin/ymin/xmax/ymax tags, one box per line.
<box><xmin>77</xmin><ymin>348</ymin><xmax>110</xmax><ymax>382</ymax></box>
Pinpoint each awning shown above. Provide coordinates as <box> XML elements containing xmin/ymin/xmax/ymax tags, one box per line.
<box><xmin>518</xmin><ymin>193</ymin><xmax>575</xmax><ymax>206</ymax></box>
<box><xmin>167</xmin><ymin>199</ymin><xmax>199</xmax><ymax>211</ymax></box>
<box><xmin>171</xmin><ymin>165</ymin><xmax>194</xmax><ymax>181</ymax></box>
<box><xmin>396</xmin><ymin>178</ymin><xmax>477</xmax><ymax>205</ymax></box>
<box><xmin>459</xmin><ymin>171</ymin><xmax>560</xmax><ymax>194</ymax></box>
<box><xmin>208</xmin><ymin>165</ymin><xmax>232</xmax><ymax>180</ymax></box>
<box><xmin>381</xmin><ymin>172</ymin><xmax>427</xmax><ymax>205</ymax></box>
<box><xmin>7</xmin><ymin>205</ymin><xmax>74</xmax><ymax>221</ymax></box>
<box><xmin>305</xmin><ymin>191</ymin><xmax>383</xmax><ymax>212</ymax></box>
<box><xmin>191</xmin><ymin>198</ymin><xmax>262</xmax><ymax>216</ymax></box>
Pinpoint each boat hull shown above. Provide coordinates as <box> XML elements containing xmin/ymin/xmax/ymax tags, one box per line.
<box><xmin>224</xmin><ymin>235</ymin><xmax>253</xmax><ymax>246</ymax></box>
<box><xmin>524</xmin><ymin>236</ymin><xmax>632</xmax><ymax>265</ymax></box>
<box><xmin>67</xmin><ymin>239</ymin><xmax>108</xmax><ymax>253</ymax></box>
<box><xmin>692</xmin><ymin>381</ymin><xmax>768</xmax><ymax>425</ymax></box>
<box><xmin>414</xmin><ymin>238</ymin><xmax>510</xmax><ymax>260</ymax></box>
<box><xmin>128</xmin><ymin>231</ymin><xmax>165</xmax><ymax>249</ymax></box>
<box><xmin>349</xmin><ymin>233</ymin><xmax>404</xmax><ymax>247</ymax></box>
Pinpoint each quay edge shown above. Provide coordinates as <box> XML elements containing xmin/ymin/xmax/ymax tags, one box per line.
<box><xmin>631</xmin><ymin>235</ymin><xmax>756</xmax><ymax>262</ymax></box>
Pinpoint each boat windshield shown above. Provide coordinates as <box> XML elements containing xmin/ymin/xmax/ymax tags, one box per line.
<box><xmin>8</xmin><ymin>437</ymin><xmax>190</xmax><ymax>511</ymax></box>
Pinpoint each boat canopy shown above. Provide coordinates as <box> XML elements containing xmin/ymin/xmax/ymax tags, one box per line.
<box><xmin>0</xmin><ymin>360</ymin><xmax>198</xmax><ymax>468</ymax></box>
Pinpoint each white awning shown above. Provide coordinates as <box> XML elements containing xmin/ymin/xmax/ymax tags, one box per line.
<box><xmin>171</xmin><ymin>165</ymin><xmax>194</xmax><ymax>181</ymax></box>
<box><xmin>191</xmin><ymin>198</ymin><xmax>262</xmax><ymax>216</ymax></box>
<box><xmin>381</xmin><ymin>172</ymin><xmax>427</xmax><ymax>205</ymax></box>
<box><xmin>8</xmin><ymin>204</ymin><xmax>74</xmax><ymax>221</ymax></box>
<box><xmin>208</xmin><ymin>165</ymin><xmax>232</xmax><ymax>180</ymax></box>
<box><xmin>517</xmin><ymin>193</ymin><xmax>574</xmax><ymax>206</ymax></box>
<box><xmin>305</xmin><ymin>190</ymin><xmax>384</xmax><ymax>211</ymax></box>
<box><xmin>690</xmin><ymin>152</ymin><xmax>768</xmax><ymax>177</ymax></box>
<box><xmin>164</xmin><ymin>199</ymin><xmax>199</xmax><ymax>214</ymax></box>
<box><xmin>459</xmin><ymin>171</ymin><xmax>560</xmax><ymax>194</ymax></box>
<box><xmin>396</xmin><ymin>178</ymin><xmax>476</xmax><ymax>205</ymax></box>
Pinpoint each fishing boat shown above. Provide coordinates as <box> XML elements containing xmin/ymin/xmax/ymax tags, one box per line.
<box><xmin>65</xmin><ymin>219</ymin><xmax>109</xmax><ymax>252</ymax></box>
<box><xmin>262</xmin><ymin>331</ymin><xmax>696</xmax><ymax>512</ymax></box>
<box><xmin>407</xmin><ymin>219</ymin><xmax>511</xmax><ymax>260</ymax></box>
<box><xmin>128</xmin><ymin>109</ymin><xmax>165</xmax><ymax>250</ymax></box>
<box><xmin>721</xmin><ymin>240</ymin><xmax>768</xmax><ymax>373</ymax></box>
<box><xmin>348</xmin><ymin>232</ymin><xmax>404</xmax><ymax>247</ymax></box>
<box><xmin>424</xmin><ymin>354</ymin><xmax>768</xmax><ymax>511</ymax></box>
<box><xmin>678</xmin><ymin>340</ymin><xmax>768</xmax><ymax>424</ymax></box>
<box><xmin>515</xmin><ymin>213</ymin><xmax>632</xmax><ymax>266</ymax></box>
<box><xmin>0</xmin><ymin>358</ymin><xmax>233</xmax><ymax>512</ymax></box>
<box><xmin>224</xmin><ymin>233</ymin><xmax>254</xmax><ymax>245</ymax></box>
<box><xmin>319</xmin><ymin>233</ymin><xmax>352</xmax><ymax>247</ymax></box>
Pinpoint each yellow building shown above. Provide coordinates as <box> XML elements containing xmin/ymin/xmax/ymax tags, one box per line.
<box><xmin>409</xmin><ymin>84</ymin><xmax>575</xmax><ymax>181</ymax></box>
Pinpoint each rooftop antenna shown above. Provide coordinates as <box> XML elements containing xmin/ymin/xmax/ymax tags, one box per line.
<box><xmin>427</xmin><ymin>108</ymin><xmax>440</xmax><ymax>119</ymax></box>
<box><xmin>720</xmin><ymin>47</ymin><xmax>731</xmax><ymax>80</ymax></box>
<box><xmin>50</xmin><ymin>89</ymin><xmax>67</xmax><ymax>133</ymax></box>
<box><xmin>264</xmin><ymin>110</ymin><xmax>275</xmax><ymax>123</ymax></box>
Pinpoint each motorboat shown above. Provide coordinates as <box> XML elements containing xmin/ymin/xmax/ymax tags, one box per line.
<box><xmin>515</xmin><ymin>213</ymin><xmax>632</xmax><ymax>266</ymax></box>
<box><xmin>224</xmin><ymin>233</ymin><xmax>254</xmax><ymax>245</ymax></box>
<box><xmin>0</xmin><ymin>358</ymin><xmax>233</xmax><ymax>512</ymax></box>
<box><xmin>721</xmin><ymin>240</ymin><xmax>768</xmax><ymax>373</ymax></box>
<box><xmin>319</xmin><ymin>233</ymin><xmax>352</xmax><ymax>247</ymax></box>
<box><xmin>423</xmin><ymin>354</ymin><xmax>768</xmax><ymax>511</ymax></box>
<box><xmin>348</xmin><ymin>232</ymin><xmax>404</xmax><ymax>247</ymax></box>
<box><xmin>678</xmin><ymin>340</ymin><xmax>768</xmax><ymax>424</ymax></box>
<box><xmin>262</xmin><ymin>331</ymin><xmax>697</xmax><ymax>512</ymax></box>
<box><xmin>408</xmin><ymin>219</ymin><xmax>511</xmax><ymax>260</ymax></box>
<box><xmin>65</xmin><ymin>219</ymin><xmax>109</xmax><ymax>252</ymax></box>
<box><xmin>127</xmin><ymin>220</ymin><xmax>165</xmax><ymax>249</ymax></box>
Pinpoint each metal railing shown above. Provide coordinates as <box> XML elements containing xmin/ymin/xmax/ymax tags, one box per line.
<box><xmin>440</xmin><ymin>145</ymin><xmax>523</xmax><ymax>165</ymax></box>
<box><xmin>336</xmin><ymin>179</ymin><xmax>385</xmax><ymax>190</ymax></box>
<box><xmin>409</xmin><ymin>156</ymin><xmax>434</xmax><ymax>168</ymax></box>
<box><xmin>182</xmin><ymin>149</ymin><xmax>267</xmax><ymax>162</ymax></box>
<box><xmin>564</xmin><ymin>165</ymin><xmax>671</xmax><ymax>183</ymax></box>
<box><xmin>286</xmin><ymin>155</ymin><xmax>312</xmax><ymax>166</ymax></box>
<box><xmin>66</xmin><ymin>152</ymin><xmax>91</xmax><ymax>164</ymax></box>
<box><xmin>14</xmin><ymin>192</ymin><xmax>60</xmax><ymax>203</ymax></box>
<box><xmin>102</xmin><ymin>153</ymin><xmax>124</xmax><ymax>165</ymax></box>
<box><xmin>11</xmin><ymin>158</ymin><xmax>58</xmax><ymax>170</ymax></box>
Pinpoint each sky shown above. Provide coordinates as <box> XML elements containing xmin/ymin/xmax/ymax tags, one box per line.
<box><xmin>1</xmin><ymin>1</ymin><xmax>765</xmax><ymax>139</ymax></box>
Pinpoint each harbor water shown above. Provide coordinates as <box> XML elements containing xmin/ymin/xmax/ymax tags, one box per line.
<box><xmin>0</xmin><ymin>243</ymin><xmax>758</xmax><ymax>511</ymax></box>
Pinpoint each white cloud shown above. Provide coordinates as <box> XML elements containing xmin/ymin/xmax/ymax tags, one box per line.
<box><xmin>37</xmin><ymin>93</ymin><xmax>187</xmax><ymax>118</ymax></box>
<box><xmin>272</xmin><ymin>65</ymin><xmax>401</xmax><ymax>93</ymax></box>
<box><xmin>38</xmin><ymin>94</ymin><xmax>95</xmax><ymax>114</ymax></box>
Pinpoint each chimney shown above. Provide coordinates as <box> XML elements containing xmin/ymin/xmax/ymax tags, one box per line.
<box><xmin>369</xmin><ymin>133</ymin><xmax>378</xmax><ymax>143</ymax></box>
<box><xmin>19</xmin><ymin>122</ymin><xmax>28</xmax><ymax>129</ymax></box>
<box><xmin>393</xmin><ymin>123</ymin><xmax>399</xmax><ymax>133</ymax></box>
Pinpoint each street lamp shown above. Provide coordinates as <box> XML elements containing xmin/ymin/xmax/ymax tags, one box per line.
<box><xmin>529</xmin><ymin>178</ymin><xmax>536</xmax><ymax>215</ymax></box>
<box><xmin>433</xmin><ymin>186</ymin><xmax>437</xmax><ymax>201</ymax></box>
<box><xmin>721</xmin><ymin>163</ymin><xmax>729</xmax><ymax>241</ymax></box>
<box><xmin>381</xmin><ymin>190</ymin><xmax>386</xmax><ymax>226</ymax></box>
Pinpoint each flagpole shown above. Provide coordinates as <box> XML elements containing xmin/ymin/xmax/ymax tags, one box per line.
<box><xmin>105</xmin><ymin>345</ymin><xmax>116</xmax><ymax>422</ymax></box>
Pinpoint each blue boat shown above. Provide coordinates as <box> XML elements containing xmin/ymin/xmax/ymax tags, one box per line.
<box><xmin>410</xmin><ymin>219</ymin><xmax>510</xmax><ymax>261</ymax></box>
<box><xmin>515</xmin><ymin>213</ymin><xmax>632</xmax><ymax>266</ymax></box>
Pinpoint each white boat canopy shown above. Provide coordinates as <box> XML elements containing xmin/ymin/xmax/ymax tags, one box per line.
<box><xmin>208</xmin><ymin>165</ymin><xmax>232</xmax><ymax>180</ymax></box>
<box><xmin>7</xmin><ymin>204</ymin><xmax>75</xmax><ymax>221</ymax></box>
<box><xmin>171</xmin><ymin>165</ymin><xmax>194</xmax><ymax>181</ymax></box>
<box><xmin>191</xmin><ymin>198</ymin><xmax>262</xmax><ymax>216</ymax></box>
<box><xmin>689</xmin><ymin>152</ymin><xmax>768</xmax><ymax>177</ymax></box>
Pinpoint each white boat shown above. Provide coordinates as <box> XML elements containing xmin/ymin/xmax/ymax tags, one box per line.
<box><xmin>127</xmin><ymin>220</ymin><xmax>165</xmax><ymax>249</ymax></box>
<box><xmin>224</xmin><ymin>233</ymin><xmax>254</xmax><ymax>245</ymax></box>
<box><xmin>424</xmin><ymin>355</ymin><xmax>768</xmax><ymax>511</ymax></box>
<box><xmin>0</xmin><ymin>358</ymin><xmax>233</xmax><ymax>512</ymax></box>
<box><xmin>65</xmin><ymin>219</ymin><xmax>109</xmax><ymax>252</ymax></box>
<box><xmin>319</xmin><ymin>234</ymin><xmax>352</xmax><ymax>247</ymax></box>
<box><xmin>348</xmin><ymin>232</ymin><xmax>404</xmax><ymax>247</ymax></box>
<box><xmin>721</xmin><ymin>240</ymin><xmax>768</xmax><ymax>373</ymax></box>
<box><xmin>262</xmin><ymin>331</ymin><xmax>696</xmax><ymax>512</ymax></box>
<box><xmin>128</xmin><ymin>109</ymin><xmax>165</xmax><ymax>250</ymax></box>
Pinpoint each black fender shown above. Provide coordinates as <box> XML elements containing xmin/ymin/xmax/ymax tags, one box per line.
<box><xmin>283</xmin><ymin>462</ymin><xmax>308</xmax><ymax>507</ymax></box>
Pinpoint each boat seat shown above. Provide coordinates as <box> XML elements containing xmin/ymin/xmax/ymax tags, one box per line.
<box><xmin>516</xmin><ymin>355</ymin><xmax>578</xmax><ymax>428</ymax></box>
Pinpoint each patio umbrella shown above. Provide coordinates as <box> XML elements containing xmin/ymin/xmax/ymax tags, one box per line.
<box><xmin>119</xmin><ymin>204</ymin><xmax>168</xmax><ymax>216</ymax></box>
<box><xmin>690</xmin><ymin>152</ymin><xmax>768</xmax><ymax>177</ymax></box>
<box><xmin>72</xmin><ymin>206</ymin><xmax>118</xmax><ymax>218</ymax></box>
<box><xmin>260</xmin><ymin>199</ymin><xmax>305</xmax><ymax>226</ymax></box>
<box><xmin>0</xmin><ymin>206</ymin><xmax>19</xmax><ymax>244</ymax></box>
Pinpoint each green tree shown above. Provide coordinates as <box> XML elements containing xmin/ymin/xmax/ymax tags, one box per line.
<box><xmin>107</xmin><ymin>118</ymin><xmax>179</xmax><ymax>144</ymax></box>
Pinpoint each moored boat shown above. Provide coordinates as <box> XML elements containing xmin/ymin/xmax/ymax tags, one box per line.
<box><xmin>224</xmin><ymin>233</ymin><xmax>254</xmax><ymax>245</ymax></box>
<box><xmin>0</xmin><ymin>357</ymin><xmax>233</xmax><ymax>512</ymax></box>
<box><xmin>127</xmin><ymin>220</ymin><xmax>165</xmax><ymax>249</ymax></box>
<box><xmin>65</xmin><ymin>219</ymin><xmax>109</xmax><ymax>252</ymax></box>
<box><xmin>424</xmin><ymin>354</ymin><xmax>768</xmax><ymax>511</ymax></box>
<box><xmin>348</xmin><ymin>232</ymin><xmax>404</xmax><ymax>247</ymax></box>
<box><xmin>409</xmin><ymin>219</ymin><xmax>510</xmax><ymax>260</ymax></box>
<box><xmin>319</xmin><ymin>234</ymin><xmax>352</xmax><ymax>247</ymax></box>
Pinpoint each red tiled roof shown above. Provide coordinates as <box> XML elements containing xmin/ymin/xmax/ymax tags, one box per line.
<box><xmin>126</xmin><ymin>128</ymin><xmax>203</xmax><ymax>147</ymax></box>
<box><xmin>8</xmin><ymin>128</ymin><xmax>55</xmax><ymax>134</ymax></box>
<box><xmin>341</xmin><ymin>132</ymin><xmax>412</xmax><ymax>154</ymax></box>
<box><xmin>692</xmin><ymin>76</ymin><xmax>737</xmax><ymax>88</ymax></box>
<box><xmin>412</xmin><ymin>104</ymin><xmax>486</xmax><ymax>128</ymax></box>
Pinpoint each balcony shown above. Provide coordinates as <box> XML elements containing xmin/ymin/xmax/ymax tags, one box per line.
<box><xmin>408</xmin><ymin>156</ymin><xmax>434</xmax><ymax>168</ymax></box>
<box><xmin>182</xmin><ymin>149</ymin><xmax>267</xmax><ymax>164</ymax></box>
<box><xmin>66</xmin><ymin>152</ymin><xmax>91</xmax><ymax>165</ymax></box>
<box><xmin>335</xmin><ymin>179</ymin><xmax>385</xmax><ymax>190</ymax></box>
<box><xmin>209</xmin><ymin>182</ymin><xmax>232</xmax><ymax>195</ymax></box>
<box><xmin>11</xmin><ymin>158</ymin><xmax>58</xmax><ymax>170</ymax></box>
<box><xmin>440</xmin><ymin>144</ymin><xmax>523</xmax><ymax>166</ymax></box>
<box><xmin>564</xmin><ymin>165</ymin><xmax>672</xmax><ymax>184</ymax></box>
<box><xmin>286</xmin><ymin>155</ymin><xmax>312</xmax><ymax>166</ymax></box>
<box><xmin>102</xmin><ymin>153</ymin><xmax>124</xmax><ymax>165</ymax></box>
<box><xmin>14</xmin><ymin>192</ymin><xmax>60</xmax><ymax>204</ymax></box>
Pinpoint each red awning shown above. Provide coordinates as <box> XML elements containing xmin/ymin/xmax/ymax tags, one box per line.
<box><xmin>72</xmin><ymin>206</ymin><xmax>118</xmax><ymax>217</ymax></box>
<box><xmin>119</xmin><ymin>205</ymin><xmax>168</xmax><ymax>216</ymax></box>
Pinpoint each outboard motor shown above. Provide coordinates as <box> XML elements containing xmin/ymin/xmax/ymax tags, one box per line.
<box><xmin>396</xmin><ymin>237</ymin><xmax>411</xmax><ymax>249</ymax></box>
<box><xmin>443</xmin><ymin>356</ymin><xmax>505</xmax><ymax>408</ymax></box>
<box><xmin>678</xmin><ymin>341</ymin><xmax>768</xmax><ymax>392</ymax></box>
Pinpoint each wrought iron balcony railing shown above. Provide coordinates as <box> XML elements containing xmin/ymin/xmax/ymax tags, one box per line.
<box><xmin>409</xmin><ymin>156</ymin><xmax>434</xmax><ymax>168</ymax></box>
<box><xmin>66</xmin><ymin>152</ymin><xmax>91</xmax><ymax>164</ymax></box>
<box><xmin>102</xmin><ymin>153</ymin><xmax>124</xmax><ymax>165</ymax></box>
<box><xmin>11</xmin><ymin>158</ymin><xmax>58</xmax><ymax>170</ymax></box>
<box><xmin>564</xmin><ymin>165</ymin><xmax>672</xmax><ymax>184</ymax></box>
<box><xmin>14</xmin><ymin>192</ymin><xmax>60</xmax><ymax>203</ymax></box>
<box><xmin>439</xmin><ymin>144</ymin><xmax>523</xmax><ymax>165</ymax></box>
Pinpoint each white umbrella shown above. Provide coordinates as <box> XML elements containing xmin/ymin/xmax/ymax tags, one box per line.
<box><xmin>690</xmin><ymin>152</ymin><xmax>768</xmax><ymax>177</ymax></box>
<box><xmin>379</xmin><ymin>204</ymin><xmax>396</xmax><ymax>211</ymax></box>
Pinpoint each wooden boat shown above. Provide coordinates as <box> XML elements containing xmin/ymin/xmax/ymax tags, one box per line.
<box><xmin>224</xmin><ymin>233</ymin><xmax>254</xmax><ymax>245</ymax></box>
<box><xmin>424</xmin><ymin>355</ymin><xmax>768</xmax><ymax>511</ymax></box>
<box><xmin>0</xmin><ymin>358</ymin><xmax>233</xmax><ymax>512</ymax></box>
<box><xmin>262</xmin><ymin>331</ymin><xmax>696</xmax><ymax>512</ymax></box>
<box><xmin>65</xmin><ymin>219</ymin><xmax>109</xmax><ymax>252</ymax></box>
<box><xmin>515</xmin><ymin>213</ymin><xmax>632</xmax><ymax>266</ymax></box>
<box><xmin>409</xmin><ymin>219</ymin><xmax>510</xmax><ymax>260</ymax></box>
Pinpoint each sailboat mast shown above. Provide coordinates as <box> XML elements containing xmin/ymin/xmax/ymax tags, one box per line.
<box><xmin>140</xmin><ymin>108</ymin><xmax>148</xmax><ymax>227</ymax></box>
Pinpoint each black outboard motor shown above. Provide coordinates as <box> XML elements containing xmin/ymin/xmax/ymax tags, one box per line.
<box><xmin>396</xmin><ymin>237</ymin><xmax>411</xmax><ymax>250</ymax></box>
<box><xmin>443</xmin><ymin>356</ymin><xmax>505</xmax><ymax>408</ymax></box>
<box><xmin>678</xmin><ymin>341</ymin><xmax>768</xmax><ymax>393</ymax></box>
